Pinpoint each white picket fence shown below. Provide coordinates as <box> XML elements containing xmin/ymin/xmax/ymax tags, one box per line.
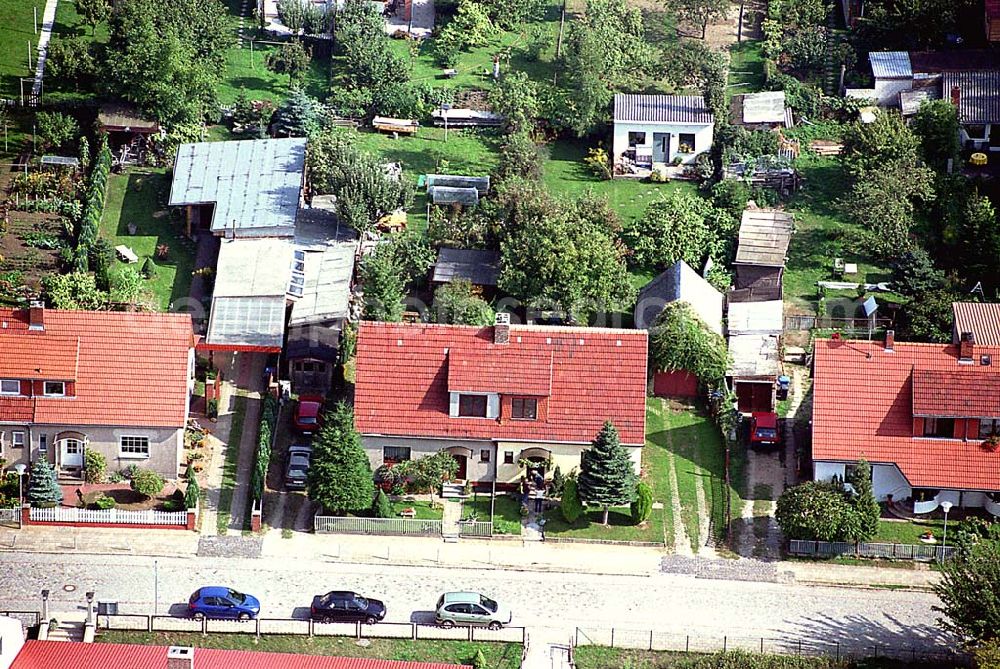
<box><xmin>314</xmin><ymin>515</ymin><xmax>443</xmax><ymax>535</ymax></box>
<box><xmin>29</xmin><ymin>506</ymin><xmax>188</xmax><ymax>526</ymax></box>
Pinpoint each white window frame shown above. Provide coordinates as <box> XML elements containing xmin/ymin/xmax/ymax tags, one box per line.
<box><xmin>43</xmin><ymin>381</ymin><xmax>65</xmax><ymax>397</ymax></box>
<box><xmin>11</xmin><ymin>431</ymin><xmax>25</xmax><ymax>449</ymax></box>
<box><xmin>119</xmin><ymin>435</ymin><xmax>150</xmax><ymax>459</ymax></box>
<box><xmin>0</xmin><ymin>379</ymin><xmax>20</xmax><ymax>395</ymax></box>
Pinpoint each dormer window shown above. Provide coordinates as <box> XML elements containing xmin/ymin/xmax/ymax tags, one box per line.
<box><xmin>0</xmin><ymin>379</ymin><xmax>19</xmax><ymax>395</ymax></box>
<box><xmin>980</xmin><ymin>419</ymin><xmax>1000</xmax><ymax>439</ymax></box>
<box><xmin>459</xmin><ymin>394</ymin><xmax>488</xmax><ymax>418</ymax></box>
<box><xmin>43</xmin><ymin>381</ymin><xmax>65</xmax><ymax>397</ymax></box>
<box><xmin>511</xmin><ymin>398</ymin><xmax>538</xmax><ymax>420</ymax></box>
<box><xmin>923</xmin><ymin>417</ymin><xmax>955</xmax><ymax>439</ymax></box>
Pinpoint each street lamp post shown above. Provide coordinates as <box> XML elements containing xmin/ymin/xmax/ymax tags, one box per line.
<box><xmin>940</xmin><ymin>500</ymin><xmax>953</xmax><ymax>562</ymax></box>
<box><xmin>441</xmin><ymin>103</ymin><xmax>451</xmax><ymax>143</ymax></box>
<box><xmin>14</xmin><ymin>463</ymin><xmax>27</xmax><ymax>529</ymax></box>
<box><xmin>85</xmin><ymin>591</ymin><xmax>95</xmax><ymax>626</ymax></box>
<box><xmin>41</xmin><ymin>589</ymin><xmax>49</xmax><ymax>623</ymax></box>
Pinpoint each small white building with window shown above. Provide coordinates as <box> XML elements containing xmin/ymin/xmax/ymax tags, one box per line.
<box><xmin>0</xmin><ymin>304</ymin><xmax>194</xmax><ymax>481</ymax></box>
<box><xmin>612</xmin><ymin>94</ymin><xmax>714</xmax><ymax>175</ymax></box>
<box><xmin>353</xmin><ymin>318</ymin><xmax>648</xmax><ymax>487</ymax></box>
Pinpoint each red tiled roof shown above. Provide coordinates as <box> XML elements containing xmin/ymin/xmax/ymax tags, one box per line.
<box><xmin>912</xmin><ymin>369</ymin><xmax>1000</xmax><ymax>417</ymax></box>
<box><xmin>11</xmin><ymin>641</ymin><xmax>468</xmax><ymax>669</ymax></box>
<box><xmin>448</xmin><ymin>348</ymin><xmax>553</xmax><ymax>396</ymax></box>
<box><xmin>0</xmin><ymin>308</ymin><xmax>193</xmax><ymax>428</ymax></box>
<box><xmin>812</xmin><ymin>338</ymin><xmax>1000</xmax><ymax>490</ymax></box>
<box><xmin>355</xmin><ymin>322</ymin><xmax>648</xmax><ymax>445</ymax></box>
<box><xmin>952</xmin><ymin>302</ymin><xmax>1000</xmax><ymax>345</ymax></box>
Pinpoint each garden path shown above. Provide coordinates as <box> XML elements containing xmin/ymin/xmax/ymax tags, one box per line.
<box><xmin>664</xmin><ymin>429</ymin><xmax>694</xmax><ymax>556</ymax></box>
<box><xmin>31</xmin><ymin>0</ymin><xmax>57</xmax><ymax>97</ymax></box>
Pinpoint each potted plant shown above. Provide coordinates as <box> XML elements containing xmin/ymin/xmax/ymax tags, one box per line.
<box><xmin>983</xmin><ymin>434</ymin><xmax>1000</xmax><ymax>452</ymax></box>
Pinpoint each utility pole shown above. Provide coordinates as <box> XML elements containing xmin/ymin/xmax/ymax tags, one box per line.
<box><xmin>737</xmin><ymin>0</ymin><xmax>745</xmax><ymax>42</ymax></box>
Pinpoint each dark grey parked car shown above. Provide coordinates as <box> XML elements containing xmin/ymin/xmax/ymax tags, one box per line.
<box><xmin>284</xmin><ymin>443</ymin><xmax>312</xmax><ymax>490</ymax></box>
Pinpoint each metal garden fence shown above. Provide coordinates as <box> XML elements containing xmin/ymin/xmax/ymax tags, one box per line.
<box><xmin>788</xmin><ymin>539</ymin><xmax>956</xmax><ymax>561</ymax></box>
<box><xmin>0</xmin><ymin>508</ymin><xmax>20</xmax><ymax>526</ymax></box>
<box><xmin>457</xmin><ymin>521</ymin><xmax>493</xmax><ymax>537</ymax></box>
<box><xmin>313</xmin><ymin>515</ymin><xmax>443</xmax><ymax>536</ymax></box>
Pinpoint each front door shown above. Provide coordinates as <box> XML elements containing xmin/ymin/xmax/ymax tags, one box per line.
<box><xmin>455</xmin><ymin>455</ymin><xmax>468</xmax><ymax>480</ymax></box>
<box><xmin>61</xmin><ymin>439</ymin><xmax>83</xmax><ymax>468</ymax></box>
<box><xmin>652</xmin><ymin>133</ymin><xmax>670</xmax><ymax>163</ymax></box>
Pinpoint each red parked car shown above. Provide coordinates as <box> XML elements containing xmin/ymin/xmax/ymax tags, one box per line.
<box><xmin>294</xmin><ymin>395</ymin><xmax>324</xmax><ymax>435</ymax></box>
<box><xmin>749</xmin><ymin>412</ymin><xmax>779</xmax><ymax>447</ymax></box>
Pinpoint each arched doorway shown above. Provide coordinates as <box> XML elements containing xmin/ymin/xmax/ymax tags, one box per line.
<box><xmin>443</xmin><ymin>446</ymin><xmax>473</xmax><ymax>481</ymax></box>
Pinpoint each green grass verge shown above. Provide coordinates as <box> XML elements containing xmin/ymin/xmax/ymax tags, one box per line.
<box><xmin>644</xmin><ymin>398</ymin><xmax>674</xmax><ymax>550</ymax></box>
<box><xmin>97</xmin><ymin>631</ymin><xmax>521</xmax><ymax>669</ymax></box>
<box><xmin>216</xmin><ymin>395</ymin><xmax>248</xmax><ymax>535</ymax></box>
<box><xmin>0</xmin><ymin>0</ymin><xmax>45</xmax><ymax>100</ymax></box>
<box><xmin>462</xmin><ymin>495</ymin><xmax>522</xmax><ymax>535</ymax></box>
<box><xmin>99</xmin><ymin>168</ymin><xmax>195</xmax><ymax>311</ymax></box>
<box><xmin>542</xmin><ymin>505</ymin><xmax>665</xmax><ymax>543</ymax></box>
<box><xmin>573</xmin><ymin>647</ymin><xmax>942</xmax><ymax>669</ymax></box>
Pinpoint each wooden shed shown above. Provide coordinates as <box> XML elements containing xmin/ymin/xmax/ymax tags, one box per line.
<box><xmin>733</xmin><ymin>208</ymin><xmax>793</xmax><ymax>295</ymax></box>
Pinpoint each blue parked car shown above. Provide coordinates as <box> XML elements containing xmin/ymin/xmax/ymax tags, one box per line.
<box><xmin>187</xmin><ymin>587</ymin><xmax>261</xmax><ymax>621</ymax></box>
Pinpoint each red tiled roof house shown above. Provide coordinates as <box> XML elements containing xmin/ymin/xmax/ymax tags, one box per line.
<box><xmin>0</xmin><ymin>305</ymin><xmax>195</xmax><ymax>480</ymax></box>
<box><xmin>812</xmin><ymin>311</ymin><xmax>1000</xmax><ymax>515</ymax></box>
<box><xmin>354</xmin><ymin>319</ymin><xmax>648</xmax><ymax>484</ymax></box>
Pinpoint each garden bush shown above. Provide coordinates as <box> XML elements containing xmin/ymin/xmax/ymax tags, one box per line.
<box><xmin>184</xmin><ymin>476</ymin><xmax>200</xmax><ymax>509</ymax></box>
<box><xmin>93</xmin><ymin>494</ymin><xmax>116</xmax><ymax>510</ymax></box>
<box><xmin>630</xmin><ymin>481</ymin><xmax>653</xmax><ymax>524</ymax></box>
<box><xmin>130</xmin><ymin>468</ymin><xmax>165</xmax><ymax>499</ymax></box>
<box><xmin>250</xmin><ymin>393</ymin><xmax>280</xmax><ymax>504</ymax></box>
<box><xmin>560</xmin><ymin>478</ymin><xmax>583</xmax><ymax>523</ymax></box>
<box><xmin>83</xmin><ymin>449</ymin><xmax>106</xmax><ymax>484</ymax></box>
<box><xmin>162</xmin><ymin>499</ymin><xmax>183</xmax><ymax>512</ymax></box>
<box><xmin>372</xmin><ymin>488</ymin><xmax>392</xmax><ymax>518</ymax></box>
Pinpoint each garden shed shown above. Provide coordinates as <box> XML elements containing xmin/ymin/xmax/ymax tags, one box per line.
<box><xmin>425</xmin><ymin>174</ymin><xmax>491</xmax><ymax>195</ymax></box>
<box><xmin>733</xmin><ymin>208</ymin><xmax>794</xmax><ymax>295</ymax></box>
<box><xmin>612</xmin><ymin>93</ymin><xmax>714</xmax><ymax>173</ymax></box>
<box><xmin>431</xmin><ymin>248</ymin><xmax>500</xmax><ymax>290</ymax></box>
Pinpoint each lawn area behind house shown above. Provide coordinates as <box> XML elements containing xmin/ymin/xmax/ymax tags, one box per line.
<box><xmin>0</xmin><ymin>0</ymin><xmax>46</xmax><ymax>100</ymax></box>
<box><xmin>727</xmin><ymin>40</ymin><xmax>766</xmax><ymax>100</ymax></box>
<box><xmin>219</xmin><ymin>39</ymin><xmax>329</xmax><ymax>105</ymax></box>
<box><xmin>99</xmin><ymin>168</ymin><xmax>195</xmax><ymax>311</ymax></box>
<box><xmin>463</xmin><ymin>494</ymin><xmax>522</xmax><ymax>535</ymax></box>
<box><xmin>97</xmin><ymin>632</ymin><xmax>521</xmax><ymax>669</ymax></box>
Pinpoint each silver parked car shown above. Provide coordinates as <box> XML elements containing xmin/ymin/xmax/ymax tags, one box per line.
<box><xmin>284</xmin><ymin>443</ymin><xmax>313</xmax><ymax>490</ymax></box>
<box><xmin>435</xmin><ymin>592</ymin><xmax>511</xmax><ymax>630</ymax></box>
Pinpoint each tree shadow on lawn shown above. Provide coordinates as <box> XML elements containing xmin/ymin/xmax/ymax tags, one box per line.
<box><xmin>228</xmin><ymin>76</ymin><xmax>287</xmax><ymax>97</ymax></box>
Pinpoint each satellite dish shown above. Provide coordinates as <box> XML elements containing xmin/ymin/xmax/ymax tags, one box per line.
<box><xmin>863</xmin><ymin>296</ymin><xmax>878</xmax><ymax>317</ymax></box>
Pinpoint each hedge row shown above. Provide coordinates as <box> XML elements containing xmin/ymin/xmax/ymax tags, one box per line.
<box><xmin>249</xmin><ymin>393</ymin><xmax>280</xmax><ymax>505</ymax></box>
<box><xmin>74</xmin><ymin>134</ymin><xmax>112</xmax><ymax>272</ymax></box>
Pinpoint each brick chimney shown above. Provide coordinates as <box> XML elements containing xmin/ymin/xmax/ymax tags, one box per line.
<box><xmin>28</xmin><ymin>299</ymin><xmax>44</xmax><ymax>331</ymax></box>
<box><xmin>960</xmin><ymin>331</ymin><xmax>975</xmax><ymax>361</ymax></box>
<box><xmin>494</xmin><ymin>312</ymin><xmax>510</xmax><ymax>345</ymax></box>
<box><xmin>167</xmin><ymin>646</ymin><xmax>194</xmax><ymax>669</ymax></box>
<box><xmin>884</xmin><ymin>329</ymin><xmax>894</xmax><ymax>352</ymax></box>
<box><xmin>950</xmin><ymin>85</ymin><xmax>961</xmax><ymax>108</ymax></box>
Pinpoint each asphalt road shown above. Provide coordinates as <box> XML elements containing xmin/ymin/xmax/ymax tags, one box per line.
<box><xmin>0</xmin><ymin>551</ymin><xmax>952</xmax><ymax>656</ymax></box>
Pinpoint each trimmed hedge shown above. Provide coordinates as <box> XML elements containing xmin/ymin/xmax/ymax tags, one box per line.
<box><xmin>249</xmin><ymin>393</ymin><xmax>280</xmax><ymax>505</ymax></box>
<box><xmin>74</xmin><ymin>133</ymin><xmax>112</xmax><ymax>271</ymax></box>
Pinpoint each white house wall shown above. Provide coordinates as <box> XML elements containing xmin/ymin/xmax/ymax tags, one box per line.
<box><xmin>871</xmin><ymin>464</ymin><xmax>911</xmax><ymax>501</ymax></box>
<box><xmin>612</xmin><ymin>121</ymin><xmax>713</xmax><ymax>166</ymax></box>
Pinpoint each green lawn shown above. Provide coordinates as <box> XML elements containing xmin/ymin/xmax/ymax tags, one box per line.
<box><xmin>650</xmin><ymin>398</ymin><xmax>743</xmax><ymax>553</ymax></box>
<box><xmin>216</xmin><ymin>395</ymin><xmax>248</xmax><ymax>535</ymax></box>
<box><xmin>574</xmin><ymin>647</ymin><xmax>928</xmax><ymax>669</ymax></box>
<box><xmin>389</xmin><ymin>499</ymin><xmax>443</xmax><ymax>520</ymax></box>
<box><xmin>727</xmin><ymin>40</ymin><xmax>766</xmax><ymax>100</ymax></box>
<box><xmin>874</xmin><ymin>518</ymin><xmax>946</xmax><ymax>545</ymax></box>
<box><xmin>0</xmin><ymin>0</ymin><xmax>46</xmax><ymax>100</ymax></box>
<box><xmin>542</xmin><ymin>505</ymin><xmax>665</xmax><ymax>543</ymax></box>
<box><xmin>781</xmin><ymin>148</ymin><xmax>894</xmax><ymax>314</ymax></box>
<box><xmin>99</xmin><ymin>168</ymin><xmax>195</xmax><ymax>311</ymax></box>
<box><xmin>220</xmin><ymin>38</ymin><xmax>329</xmax><ymax>105</ymax></box>
<box><xmin>97</xmin><ymin>632</ymin><xmax>521</xmax><ymax>669</ymax></box>
<box><xmin>462</xmin><ymin>494</ymin><xmax>522</xmax><ymax>535</ymax></box>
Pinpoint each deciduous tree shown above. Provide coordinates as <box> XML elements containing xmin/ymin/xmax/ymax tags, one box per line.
<box><xmin>35</xmin><ymin>112</ymin><xmax>80</xmax><ymax>152</ymax></box>
<box><xmin>577</xmin><ymin>421</ymin><xmax>637</xmax><ymax>525</ymax></box>
<box><xmin>648</xmin><ymin>302</ymin><xmax>729</xmax><ymax>383</ymax></box>
<box><xmin>488</xmin><ymin>71</ymin><xmax>539</xmax><ymax>134</ymax></box>
<box><xmin>625</xmin><ymin>189</ymin><xmax>735</xmax><ymax>269</ymax></box>
<box><xmin>671</xmin><ymin>0</ymin><xmax>729</xmax><ymax>39</ymax></box>
<box><xmin>266</xmin><ymin>40</ymin><xmax>312</xmax><ymax>83</ymax></box>
<box><xmin>76</xmin><ymin>0</ymin><xmax>111</xmax><ymax>33</ymax></box>
<box><xmin>913</xmin><ymin>99</ymin><xmax>960</xmax><ymax>171</ymax></box>
<box><xmin>433</xmin><ymin>280</ymin><xmax>495</xmax><ymax>326</ymax></box>
<box><xmin>307</xmin><ymin>402</ymin><xmax>375</xmax><ymax>514</ymax></box>
<box><xmin>934</xmin><ymin>538</ymin><xmax>1000</xmax><ymax>642</ymax></box>
<box><xmin>775</xmin><ymin>480</ymin><xmax>855</xmax><ymax>542</ymax></box>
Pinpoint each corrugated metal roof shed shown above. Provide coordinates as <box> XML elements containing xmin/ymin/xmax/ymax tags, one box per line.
<box><xmin>613</xmin><ymin>94</ymin><xmax>714</xmax><ymax>124</ymax></box>
<box><xmin>432</xmin><ymin>248</ymin><xmax>500</xmax><ymax>286</ymax></box>
<box><xmin>214</xmin><ymin>238</ymin><xmax>295</xmax><ymax>298</ymax></box>
<box><xmin>11</xmin><ymin>640</ymin><xmax>469</xmax><ymax>669</ymax></box>
<box><xmin>741</xmin><ymin>91</ymin><xmax>786</xmax><ymax>124</ymax></box>
<box><xmin>953</xmin><ymin>302</ymin><xmax>1000</xmax><ymax>345</ymax></box>
<box><xmin>727</xmin><ymin>300</ymin><xmax>784</xmax><ymax>335</ymax></box>
<box><xmin>943</xmin><ymin>71</ymin><xmax>1000</xmax><ymax>124</ymax></box>
<box><xmin>169</xmin><ymin>138</ymin><xmax>306</xmax><ymax>236</ymax></box>
<box><xmin>634</xmin><ymin>260</ymin><xmax>723</xmax><ymax>333</ymax></box>
<box><xmin>869</xmin><ymin>51</ymin><xmax>912</xmax><ymax>79</ymax></box>
<box><xmin>429</xmin><ymin>186</ymin><xmax>480</xmax><ymax>206</ymax></box>
<box><xmin>206</xmin><ymin>295</ymin><xmax>287</xmax><ymax>350</ymax></box>
<box><xmin>727</xmin><ymin>333</ymin><xmax>781</xmax><ymax>378</ymax></box>
<box><xmin>289</xmin><ymin>241</ymin><xmax>358</xmax><ymax>326</ymax></box>
<box><xmin>426</xmin><ymin>174</ymin><xmax>490</xmax><ymax>195</ymax></box>
<box><xmin>734</xmin><ymin>209</ymin><xmax>794</xmax><ymax>268</ymax></box>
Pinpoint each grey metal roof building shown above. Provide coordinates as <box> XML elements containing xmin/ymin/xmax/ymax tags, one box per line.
<box><xmin>734</xmin><ymin>209</ymin><xmax>794</xmax><ymax>268</ymax></box>
<box><xmin>169</xmin><ymin>138</ymin><xmax>306</xmax><ymax>238</ymax></box>
<box><xmin>869</xmin><ymin>51</ymin><xmax>912</xmax><ymax>79</ymax></box>
<box><xmin>289</xmin><ymin>242</ymin><xmax>358</xmax><ymax>327</ymax></box>
<box><xmin>613</xmin><ymin>94</ymin><xmax>714</xmax><ymax>124</ymax></box>
<box><xmin>943</xmin><ymin>71</ymin><xmax>1000</xmax><ymax>123</ymax></box>
<box><xmin>431</xmin><ymin>248</ymin><xmax>500</xmax><ymax>287</ymax></box>
<box><xmin>635</xmin><ymin>260</ymin><xmax>723</xmax><ymax>333</ymax></box>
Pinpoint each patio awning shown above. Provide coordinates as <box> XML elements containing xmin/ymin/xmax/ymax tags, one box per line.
<box><xmin>519</xmin><ymin>447</ymin><xmax>551</xmax><ymax>460</ymax></box>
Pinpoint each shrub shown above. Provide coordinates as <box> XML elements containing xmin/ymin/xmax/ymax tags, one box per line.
<box><xmin>93</xmin><ymin>494</ymin><xmax>116</xmax><ymax>510</ymax></box>
<box><xmin>184</xmin><ymin>476</ymin><xmax>200</xmax><ymax>509</ymax></box>
<box><xmin>83</xmin><ymin>449</ymin><xmax>106</xmax><ymax>484</ymax></box>
<box><xmin>162</xmin><ymin>499</ymin><xmax>183</xmax><ymax>512</ymax></box>
<box><xmin>560</xmin><ymin>478</ymin><xmax>583</xmax><ymax>523</ymax></box>
<box><xmin>775</xmin><ymin>480</ymin><xmax>855</xmax><ymax>542</ymax></box>
<box><xmin>372</xmin><ymin>488</ymin><xmax>392</xmax><ymax>518</ymax></box>
<box><xmin>130</xmin><ymin>469</ymin><xmax>165</xmax><ymax>499</ymax></box>
<box><xmin>141</xmin><ymin>258</ymin><xmax>157</xmax><ymax>279</ymax></box>
<box><xmin>583</xmin><ymin>147</ymin><xmax>611</xmax><ymax>180</ymax></box>
<box><xmin>630</xmin><ymin>481</ymin><xmax>653</xmax><ymax>524</ymax></box>
<box><xmin>206</xmin><ymin>398</ymin><xmax>219</xmax><ymax>418</ymax></box>
<box><xmin>550</xmin><ymin>466</ymin><xmax>566</xmax><ymax>498</ymax></box>
<box><xmin>471</xmin><ymin>649</ymin><xmax>488</xmax><ymax>669</ymax></box>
